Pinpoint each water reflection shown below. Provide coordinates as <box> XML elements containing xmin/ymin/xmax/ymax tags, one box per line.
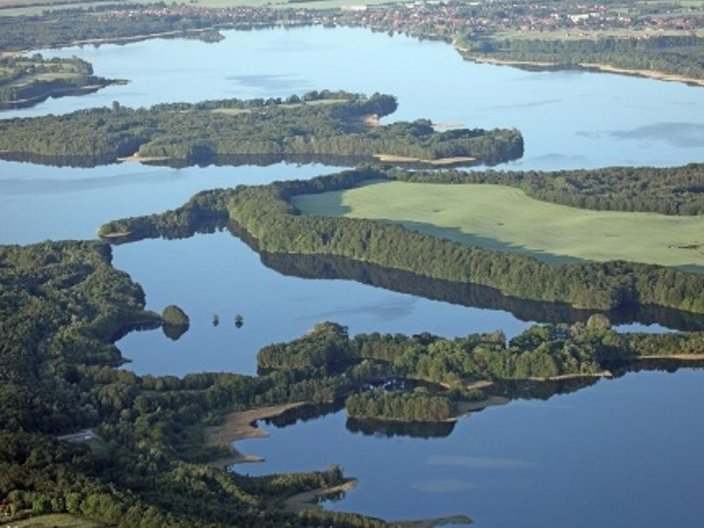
<box><xmin>257</xmin><ymin>376</ymin><xmax>607</xmax><ymax>441</ymax></box>
<box><xmin>258</xmin><ymin>251</ymin><xmax>704</xmax><ymax>332</ymax></box>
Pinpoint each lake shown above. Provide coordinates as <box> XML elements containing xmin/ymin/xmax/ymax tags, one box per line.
<box><xmin>1</xmin><ymin>25</ymin><xmax>703</xmax><ymax>527</ymax></box>
<box><xmin>239</xmin><ymin>367</ymin><xmax>704</xmax><ymax>528</ymax></box>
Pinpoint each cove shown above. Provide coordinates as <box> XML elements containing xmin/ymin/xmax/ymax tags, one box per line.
<box><xmin>239</xmin><ymin>368</ymin><xmax>704</xmax><ymax>528</ymax></box>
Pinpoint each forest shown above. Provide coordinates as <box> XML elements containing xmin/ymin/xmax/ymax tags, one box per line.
<box><xmin>0</xmin><ymin>54</ymin><xmax>118</xmax><ymax>109</ymax></box>
<box><xmin>0</xmin><ymin>91</ymin><xmax>523</xmax><ymax>167</ymax></box>
<box><xmin>2</xmin><ymin>239</ymin><xmax>703</xmax><ymax>526</ymax></box>
<box><xmin>0</xmin><ymin>241</ymin><xmax>391</xmax><ymax>527</ymax></box>
<box><xmin>99</xmin><ymin>167</ymin><xmax>704</xmax><ymax>314</ymax></box>
<box><xmin>388</xmin><ymin>163</ymin><xmax>704</xmax><ymax>216</ymax></box>
<box><xmin>345</xmin><ymin>390</ymin><xmax>455</xmax><ymax>423</ymax></box>
<box><xmin>257</xmin><ymin>251</ymin><xmax>704</xmax><ymax>332</ymax></box>
<box><xmin>458</xmin><ymin>34</ymin><xmax>704</xmax><ymax>80</ymax></box>
<box><xmin>0</xmin><ymin>3</ymin><xmax>271</xmax><ymax>51</ymax></box>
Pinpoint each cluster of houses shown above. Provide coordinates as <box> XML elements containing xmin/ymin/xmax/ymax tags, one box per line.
<box><xmin>90</xmin><ymin>1</ymin><xmax>703</xmax><ymax>43</ymax></box>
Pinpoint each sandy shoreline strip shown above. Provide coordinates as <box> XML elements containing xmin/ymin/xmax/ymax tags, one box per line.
<box><xmin>374</xmin><ymin>153</ymin><xmax>476</xmax><ymax>166</ymax></box>
<box><xmin>283</xmin><ymin>479</ymin><xmax>472</xmax><ymax>527</ymax></box>
<box><xmin>455</xmin><ymin>395</ymin><xmax>510</xmax><ymax>415</ymax></box>
<box><xmin>392</xmin><ymin>515</ymin><xmax>473</xmax><ymax>528</ymax></box>
<box><xmin>638</xmin><ymin>354</ymin><xmax>704</xmax><ymax>361</ymax></box>
<box><xmin>459</xmin><ymin>51</ymin><xmax>704</xmax><ymax>86</ymax></box>
<box><xmin>117</xmin><ymin>153</ymin><xmax>170</xmax><ymax>163</ymax></box>
<box><xmin>282</xmin><ymin>479</ymin><xmax>358</xmax><ymax>513</ymax></box>
<box><xmin>528</xmin><ymin>370</ymin><xmax>613</xmax><ymax>382</ymax></box>
<box><xmin>579</xmin><ymin>62</ymin><xmax>704</xmax><ymax>86</ymax></box>
<box><xmin>206</xmin><ymin>402</ymin><xmax>306</xmax><ymax>466</ymax></box>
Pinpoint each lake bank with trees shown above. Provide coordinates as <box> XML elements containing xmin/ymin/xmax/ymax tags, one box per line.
<box><xmin>3</xmin><ymin>14</ymin><xmax>704</xmax><ymax>528</ymax></box>
<box><xmin>0</xmin><ymin>54</ymin><xmax>121</xmax><ymax>110</ymax></box>
<box><xmin>1</xmin><ymin>238</ymin><xmax>702</xmax><ymax>526</ymax></box>
<box><xmin>2</xmin><ymin>2</ymin><xmax>704</xmax><ymax>86</ymax></box>
<box><xmin>98</xmin><ymin>166</ymin><xmax>704</xmax><ymax>314</ymax></box>
<box><xmin>0</xmin><ymin>92</ymin><xmax>523</xmax><ymax>167</ymax></box>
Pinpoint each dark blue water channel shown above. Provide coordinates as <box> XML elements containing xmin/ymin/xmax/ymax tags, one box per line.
<box><xmin>1</xmin><ymin>25</ymin><xmax>704</xmax><ymax>527</ymax></box>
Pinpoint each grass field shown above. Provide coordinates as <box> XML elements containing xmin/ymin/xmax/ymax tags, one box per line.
<box><xmin>292</xmin><ymin>181</ymin><xmax>704</xmax><ymax>271</ymax></box>
<box><xmin>0</xmin><ymin>514</ymin><xmax>105</xmax><ymax>527</ymax></box>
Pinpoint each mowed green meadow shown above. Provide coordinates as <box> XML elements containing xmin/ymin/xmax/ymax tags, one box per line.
<box><xmin>292</xmin><ymin>181</ymin><xmax>704</xmax><ymax>271</ymax></box>
<box><xmin>2</xmin><ymin>513</ymin><xmax>106</xmax><ymax>527</ymax></box>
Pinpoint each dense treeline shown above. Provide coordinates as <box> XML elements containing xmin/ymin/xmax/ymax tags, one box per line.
<box><xmin>99</xmin><ymin>188</ymin><xmax>233</xmax><ymax>241</ymax></box>
<box><xmin>256</xmin><ymin>319</ymin><xmax>703</xmax><ymax>390</ymax></box>
<box><xmin>0</xmin><ymin>3</ymin><xmax>278</xmax><ymax>51</ymax></box>
<box><xmin>389</xmin><ymin>163</ymin><xmax>704</xmax><ymax>216</ymax></box>
<box><xmin>2</xmin><ymin>240</ymin><xmax>703</xmax><ymax>525</ymax></box>
<box><xmin>226</xmin><ymin>172</ymin><xmax>704</xmax><ymax>313</ymax></box>
<box><xmin>258</xmin><ymin>251</ymin><xmax>704</xmax><ymax>332</ymax></box>
<box><xmin>0</xmin><ymin>91</ymin><xmax>523</xmax><ymax>167</ymax></box>
<box><xmin>0</xmin><ymin>241</ymin><xmax>159</xmax><ymax>433</ymax></box>
<box><xmin>98</xmin><ymin>167</ymin><xmax>704</xmax><ymax>313</ymax></box>
<box><xmin>258</xmin><ymin>322</ymin><xmax>355</xmax><ymax>371</ymax></box>
<box><xmin>0</xmin><ymin>241</ymin><xmax>392</xmax><ymax>527</ymax></box>
<box><xmin>346</xmin><ymin>390</ymin><xmax>454</xmax><ymax>422</ymax></box>
<box><xmin>459</xmin><ymin>34</ymin><xmax>704</xmax><ymax>80</ymax></box>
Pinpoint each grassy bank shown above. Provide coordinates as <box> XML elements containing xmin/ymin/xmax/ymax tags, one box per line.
<box><xmin>292</xmin><ymin>181</ymin><xmax>704</xmax><ymax>270</ymax></box>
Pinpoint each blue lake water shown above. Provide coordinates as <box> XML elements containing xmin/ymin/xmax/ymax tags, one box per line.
<box><xmin>1</xmin><ymin>25</ymin><xmax>703</xmax><ymax>526</ymax></box>
<box><xmin>240</xmin><ymin>368</ymin><xmax>704</xmax><ymax>528</ymax></box>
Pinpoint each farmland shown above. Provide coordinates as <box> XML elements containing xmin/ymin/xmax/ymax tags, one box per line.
<box><xmin>292</xmin><ymin>181</ymin><xmax>704</xmax><ymax>270</ymax></box>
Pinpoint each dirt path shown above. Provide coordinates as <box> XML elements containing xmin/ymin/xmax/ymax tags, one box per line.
<box><xmin>205</xmin><ymin>402</ymin><xmax>306</xmax><ymax>466</ymax></box>
<box><xmin>281</xmin><ymin>479</ymin><xmax>358</xmax><ymax>513</ymax></box>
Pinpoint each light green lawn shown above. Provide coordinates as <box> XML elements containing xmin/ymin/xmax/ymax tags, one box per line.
<box><xmin>292</xmin><ymin>181</ymin><xmax>704</xmax><ymax>270</ymax></box>
<box><xmin>0</xmin><ymin>514</ymin><xmax>105</xmax><ymax>527</ymax></box>
<box><xmin>211</xmin><ymin>97</ymin><xmax>347</xmax><ymax>115</ymax></box>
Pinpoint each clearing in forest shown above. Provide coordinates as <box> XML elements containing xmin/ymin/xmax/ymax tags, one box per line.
<box><xmin>292</xmin><ymin>181</ymin><xmax>704</xmax><ymax>271</ymax></box>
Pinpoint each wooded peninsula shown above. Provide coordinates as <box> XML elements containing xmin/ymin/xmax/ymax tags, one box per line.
<box><xmin>1</xmin><ymin>238</ymin><xmax>702</xmax><ymax>526</ymax></box>
<box><xmin>0</xmin><ymin>54</ymin><xmax>120</xmax><ymax>110</ymax></box>
<box><xmin>99</xmin><ymin>166</ymin><xmax>704</xmax><ymax>314</ymax></box>
<box><xmin>0</xmin><ymin>91</ymin><xmax>523</xmax><ymax>167</ymax></box>
<box><xmin>3</xmin><ymin>2</ymin><xmax>704</xmax><ymax>525</ymax></box>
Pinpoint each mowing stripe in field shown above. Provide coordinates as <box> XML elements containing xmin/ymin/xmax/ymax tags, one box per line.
<box><xmin>292</xmin><ymin>181</ymin><xmax>704</xmax><ymax>271</ymax></box>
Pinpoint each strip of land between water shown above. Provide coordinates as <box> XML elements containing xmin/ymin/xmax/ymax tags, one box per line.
<box><xmin>205</xmin><ymin>402</ymin><xmax>306</xmax><ymax>465</ymax></box>
<box><xmin>458</xmin><ymin>50</ymin><xmax>704</xmax><ymax>86</ymax></box>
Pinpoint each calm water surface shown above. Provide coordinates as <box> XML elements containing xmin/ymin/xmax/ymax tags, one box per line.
<box><xmin>1</xmin><ymin>26</ymin><xmax>703</xmax><ymax>526</ymax></box>
<box><xmin>240</xmin><ymin>368</ymin><xmax>704</xmax><ymax>528</ymax></box>
<box><xmin>2</xmin><ymin>26</ymin><xmax>698</xmax><ymax>372</ymax></box>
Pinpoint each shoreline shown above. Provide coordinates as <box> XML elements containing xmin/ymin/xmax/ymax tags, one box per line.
<box><xmin>0</xmin><ymin>80</ymin><xmax>119</xmax><ymax>111</ymax></box>
<box><xmin>70</xmin><ymin>26</ymin><xmax>229</xmax><ymax>48</ymax></box>
<box><xmin>638</xmin><ymin>354</ymin><xmax>704</xmax><ymax>361</ymax></box>
<box><xmin>282</xmin><ymin>480</ymin><xmax>472</xmax><ymax>528</ymax></box>
<box><xmin>205</xmin><ymin>402</ymin><xmax>306</xmax><ymax>466</ymax></box>
<box><xmin>7</xmin><ymin>23</ymin><xmax>284</xmax><ymax>54</ymax></box>
<box><xmin>373</xmin><ymin>153</ymin><xmax>477</xmax><ymax>166</ymax></box>
<box><xmin>459</xmin><ymin>51</ymin><xmax>704</xmax><ymax>86</ymax></box>
<box><xmin>117</xmin><ymin>152</ymin><xmax>170</xmax><ymax>163</ymax></box>
<box><xmin>455</xmin><ymin>395</ymin><xmax>510</xmax><ymax>415</ymax></box>
<box><xmin>3</xmin><ymin>21</ymin><xmax>700</xmax><ymax>89</ymax></box>
<box><xmin>281</xmin><ymin>479</ymin><xmax>358</xmax><ymax>513</ymax></box>
<box><xmin>528</xmin><ymin>370</ymin><xmax>613</xmax><ymax>382</ymax></box>
<box><xmin>392</xmin><ymin>515</ymin><xmax>473</xmax><ymax>528</ymax></box>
